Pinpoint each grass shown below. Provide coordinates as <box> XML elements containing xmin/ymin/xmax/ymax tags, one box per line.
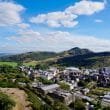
<box><xmin>88</xmin><ymin>87</ymin><xmax>110</xmax><ymax>100</ymax></box>
<box><xmin>24</xmin><ymin>88</ymin><xmax>42</xmax><ymax>110</ymax></box>
<box><xmin>0</xmin><ymin>61</ymin><xmax>38</xmax><ymax>67</ymax></box>
<box><xmin>94</xmin><ymin>87</ymin><xmax>110</xmax><ymax>93</ymax></box>
<box><xmin>0</xmin><ymin>62</ymin><xmax>17</xmax><ymax>67</ymax></box>
<box><xmin>0</xmin><ymin>92</ymin><xmax>15</xmax><ymax>110</ymax></box>
<box><xmin>23</xmin><ymin>61</ymin><xmax>38</xmax><ymax>66</ymax></box>
<box><xmin>86</xmin><ymin>81</ymin><xmax>96</xmax><ymax>89</ymax></box>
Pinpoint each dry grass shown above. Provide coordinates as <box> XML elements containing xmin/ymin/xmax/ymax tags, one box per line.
<box><xmin>0</xmin><ymin>88</ymin><xmax>32</xmax><ymax>110</ymax></box>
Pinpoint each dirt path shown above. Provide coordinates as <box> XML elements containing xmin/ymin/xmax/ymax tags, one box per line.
<box><xmin>0</xmin><ymin>88</ymin><xmax>32</xmax><ymax>110</ymax></box>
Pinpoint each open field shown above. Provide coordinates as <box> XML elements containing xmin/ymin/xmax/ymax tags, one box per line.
<box><xmin>0</xmin><ymin>62</ymin><xmax>17</xmax><ymax>66</ymax></box>
<box><xmin>23</xmin><ymin>61</ymin><xmax>38</xmax><ymax>66</ymax></box>
<box><xmin>0</xmin><ymin>61</ymin><xmax>38</xmax><ymax>67</ymax></box>
<box><xmin>0</xmin><ymin>61</ymin><xmax>39</xmax><ymax>67</ymax></box>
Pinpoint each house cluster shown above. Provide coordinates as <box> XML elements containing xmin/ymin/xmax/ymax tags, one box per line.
<box><xmin>40</xmin><ymin>67</ymin><xmax>59</xmax><ymax>80</ymax></box>
<box><xmin>60</xmin><ymin>67</ymin><xmax>82</xmax><ymax>90</ymax></box>
<box><xmin>19</xmin><ymin>65</ymin><xmax>110</xmax><ymax>107</ymax></box>
<box><xmin>20</xmin><ymin>66</ymin><xmax>59</xmax><ymax>81</ymax></box>
<box><xmin>98</xmin><ymin>67</ymin><xmax>110</xmax><ymax>87</ymax></box>
<box><xmin>85</xmin><ymin>67</ymin><xmax>110</xmax><ymax>87</ymax></box>
<box><xmin>20</xmin><ymin>65</ymin><xmax>110</xmax><ymax>88</ymax></box>
<box><xmin>32</xmin><ymin>83</ymin><xmax>73</xmax><ymax>105</ymax></box>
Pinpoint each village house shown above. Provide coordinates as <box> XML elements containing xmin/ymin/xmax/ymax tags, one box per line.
<box><xmin>35</xmin><ymin>84</ymin><xmax>60</xmax><ymax>95</ymax></box>
<box><xmin>48</xmin><ymin>89</ymin><xmax>73</xmax><ymax>105</ymax></box>
<box><xmin>101</xmin><ymin>92</ymin><xmax>110</xmax><ymax>106</ymax></box>
<box><xmin>39</xmin><ymin>67</ymin><xmax>59</xmax><ymax>80</ymax></box>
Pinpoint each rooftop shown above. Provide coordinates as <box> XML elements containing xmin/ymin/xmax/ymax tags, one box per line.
<box><xmin>41</xmin><ymin>84</ymin><xmax>59</xmax><ymax>91</ymax></box>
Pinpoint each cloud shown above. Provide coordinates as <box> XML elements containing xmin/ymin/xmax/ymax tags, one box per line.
<box><xmin>6</xmin><ymin>30</ymin><xmax>110</xmax><ymax>52</ymax></box>
<box><xmin>0</xmin><ymin>2</ymin><xmax>25</xmax><ymax>26</ymax></box>
<box><xmin>30</xmin><ymin>12</ymin><xmax>78</xmax><ymax>28</ymax></box>
<box><xmin>17</xmin><ymin>23</ymin><xmax>30</xmax><ymax>29</ymax></box>
<box><xmin>95</xmin><ymin>19</ymin><xmax>103</xmax><ymax>23</ymax></box>
<box><xmin>30</xmin><ymin>0</ymin><xmax>105</xmax><ymax>28</ymax></box>
<box><xmin>65</xmin><ymin>0</ymin><xmax>105</xmax><ymax>15</ymax></box>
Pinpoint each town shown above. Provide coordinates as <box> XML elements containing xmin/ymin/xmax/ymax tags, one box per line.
<box><xmin>16</xmin><ymin>65</ymin><xmax>110</xmax><ymax>110</ymax></box>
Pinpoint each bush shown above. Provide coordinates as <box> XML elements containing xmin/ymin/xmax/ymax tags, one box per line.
<box><xmin>69</xmin><ymin>99</ymin><xmax>85</xmax><ymax>110</ymax></box>
<box><xmin>53</xmin><ymin>101</ymin><xmax>68</xmax><ymax>110</ymax></box>
<box><xmin>59</xmin><ymin>82</ymin><xmax>70</xmax><ymax>90</ymax></box>
<box><xmin>103</xmin><ymin>106</ymin><xmax>110</xmax><ymax>110</ymax></box>
<box><xmin>40</xmin><ymin>104</ymin><xmax>53</xmax><ymax>110</ymax></box>
<box><xmin>37</xmin><ymin>77</ymin><xmax>54</xmax><ymax>84</ymax></box>
<box><xmin>0</xmin><ymin>92</ymin><xmax>15</xmax><ymax>110</ymax></box>
<box><xmin>24</xmin><ymin>88</ymin><xmax>42</xmax><ymax>110</ymax></box>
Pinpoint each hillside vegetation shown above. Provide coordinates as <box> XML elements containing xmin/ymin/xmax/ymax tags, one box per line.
<box><xmin>1</xmin><ymin>47</ymin><xmax>110</xmax><ymax>68</ymax></box>
<box><xmin>0</xmin><ymin>92</ymin><xmax>15</xmax><ymax>110</ymax></box>
<box><xmin>0</xmin><ymin>52</ymin><xmax>57</xmax><ymax>62</ymax></box>
<box><xmin>56</xmin><ymin>52</ymin><xmax>110</xmax><ymax>68</ymax></box>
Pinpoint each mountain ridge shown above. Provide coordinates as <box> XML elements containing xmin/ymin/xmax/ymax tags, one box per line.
<box><xmin>0</xmin><ymin>47</ymin><xmax>92</xmax><ymax>62</ymax></box>
<box><xmin>1</xmin><ymin>47</ymin><xmax>110</xmax><ymax>68</ymax></box>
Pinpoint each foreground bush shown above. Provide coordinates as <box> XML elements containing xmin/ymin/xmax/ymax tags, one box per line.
<box><xmin>0</xmin><ymin>92</ymin><xmax>15</xmax><ymax>110</ymax></box>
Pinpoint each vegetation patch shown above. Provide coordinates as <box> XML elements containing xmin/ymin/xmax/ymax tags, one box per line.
<box><xmin>0</xmin><ymin>92</ymin><xmax>15</xmax><ymax>110</ymax></box>
<box><xmin>0</xmin><ymin>62</ymin><xmax>17</xmax><ymax>67</ymax></box>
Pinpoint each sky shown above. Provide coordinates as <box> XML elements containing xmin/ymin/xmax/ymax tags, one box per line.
<box><xmin>0</xmin><ymin>0</ymin><xmax>110</xmax><ymax>53</ymax></box>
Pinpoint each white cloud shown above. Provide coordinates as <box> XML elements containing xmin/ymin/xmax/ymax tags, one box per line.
<box><xmin>95</xmin><ymin>19</ymin><xmax>103</xmax><ymax>23</ymax></box>
<box><xmin>17</xmin><ymin>23</ymin><xmax>30</xmax><ymax>29</ymax></box>
<box><xmin>8</xmin><ymin>29</ymin><xmax>41</xmax><ymax>43</ymax></box>
<box><xmin>7</xmin><ymin>30</ymin><xmax>110</xmax><ymax>52</ymax></box>
<box><xmin>65</xmin><ymin>0</ymin><xmax>105</xmax><ymax>15</ymax></box>
<box><xmin>0</xmin><ymin>2</ymin><xmax>25</xmax><ymax>26</ymax></box>
<box><xmin>30</xmin><ymin>0</ymin><xmax>105</xmax><ymax>28</ymax></box>
<box><xmin>30</xmin><ymin>12</ymin><xmax>78</xmax><ymax>28</ymax></box>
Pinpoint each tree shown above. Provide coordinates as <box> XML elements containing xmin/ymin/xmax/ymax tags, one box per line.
<box><xmin>69</xmin><ymin>99</ymin><xmax>85</xmax><ymax>110</ymax></box>
<box><xmin>78</xmin><ymin>80</ymin><xmax>86</xmax><ymax>87</ymax></box>
<box><xmin>94</xmin><ymin>101</ymin><xmax>102</xmax><ymax>110</ymax></box>
<box><xmin>59</xmin><ymin>82</ymin><xmax>70</xmax><ymax>90</ymax></box>
<box><xmin>103</xmin><ymin>106</ymin><xmax>110</xmax><ymax>110</ymax></box>
<box><xmin>53</xmin><ymin>101</ymin><xmax>68</xmax><ymax>110</ymax></box>
<box><xmin>37</xmin><ymin>77</ymin><xmax>53</xmax><ymax>84</ymax></box>
<box><xmin>40</xmin><ymin>104</ymin><xmax>53</xmax><ymax>110</ymax></box>
<box><xmin>35</xmin><ymin>64</ymin><xmax>48</xmax><ymax>70</ymax></box>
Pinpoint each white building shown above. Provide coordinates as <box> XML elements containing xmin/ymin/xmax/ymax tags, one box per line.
<box><xmin>101</xmin><ymin>92</ymin><xmax>110</xmax><ymax>106</ymax></box>
<box><xmin>40</xmin><ymin>67</ymin><xmax>59</xmax><ymax>80</ymax></box>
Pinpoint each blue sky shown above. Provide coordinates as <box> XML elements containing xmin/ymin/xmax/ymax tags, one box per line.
<box><xmin>0</xmin><ymin>0</ymin><xmax>110</xmax><ymax>53</ymax></box>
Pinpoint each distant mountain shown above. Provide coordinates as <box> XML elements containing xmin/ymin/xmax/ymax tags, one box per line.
<box><xmin>0</xmin><ymin>47</ymin><xmax>92</xmax><ymax>62</ymax></box>
<box><xmin>1</xmin><ymin>47</ymin><xmax>110</xmax><ymax>68</ymax></box>
<box><xmin>59</xmin><ymin>47</ymin><xmax>93</xmax><ymax>57</ymax></box>
<box><xmin>0</xmin><ymin>53</ymin><xmax>13</xmax><ymax>57</ymax></box>
<box><xmin>55</xmin><ymin>52</ymin><xmax>110</xmax><ymax>68</ymax></box>
<box><xmin>0</xmin><ymin>52</ymin><xmax>57</xmax><ymax>62</ymax></box>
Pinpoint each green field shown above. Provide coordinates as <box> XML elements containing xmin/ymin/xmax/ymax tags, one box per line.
<box><xmin>0</xmin><ymin>62</ymin><xmax>17</xmax><ymax>66</ymax></box>
<box><xmin>0</xmin><ymin>61</ymin><xmax>37</xmax><ymax>67</ymax></box>
<box><xmin>23</xmin><ymin>61</ymin><xmax>38</xmax><ymax>66</ymax></box>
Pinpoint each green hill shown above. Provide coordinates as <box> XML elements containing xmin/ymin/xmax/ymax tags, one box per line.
<box><xmin>0</xmin><ymin>47</ymin><xmax>92</xmax><ymax>62</ymax></box>
<box><xmin>1</xmin><ymin>47</ymin><xmax>110</xmax><ymax>68</ymax></box>
<box><xmin>55</xmin><ymin>52</ymin><xmax>110</xmax><ymax>68</ymax></box>
<box><xmin>0</xmin><ymin>52</ymin><xmax>57</xmax><ymax>62</ymax></box>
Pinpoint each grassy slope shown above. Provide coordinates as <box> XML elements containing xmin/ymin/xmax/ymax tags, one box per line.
<box><xmin>0</xmin><ymin>62</ymin><xmax>17</xmax><ymax>67</ymax></box>
<box><xmin>1</xmin><ymin>49</ymin><xmax>110</xmax><ymax>68</ymax></box>
<box><xmin>0</xmin><ymin>88</ymin><xmax>31</xmax><ymax>110</ymax></box>
<box><xmin>24</xmin><ymin>88</ymin><xmax>43</xmax><ymax>110</ymax></box>
<box><xmin>1</xmin><ymin>55</ymin><xmax>110</xmax><ymax>68</ymax></box>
